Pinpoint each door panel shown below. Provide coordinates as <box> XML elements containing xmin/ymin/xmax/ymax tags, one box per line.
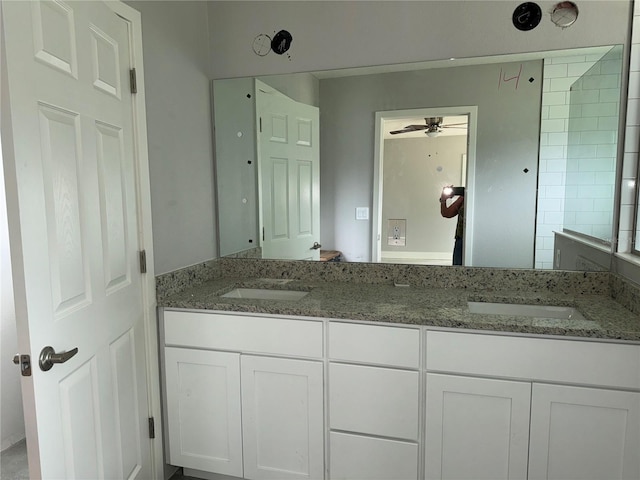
<box><xmin>96</xmin><ymin>121</ymin><xmax>130</xmax><ymax>293</ymax></box>
<box><xmin>110</xmin><ymin>329</ymin><xmax>143</xmax><ymax>478</ymax></box>
<box><xmin>58</xmin><ymin>359</ymin><xmax>102</xmax><ymax>479</ymax></box>
<box><xmin>38</xmin><ymin>103</ymin><xmax>91</xmax><ymax>315</ymax></box>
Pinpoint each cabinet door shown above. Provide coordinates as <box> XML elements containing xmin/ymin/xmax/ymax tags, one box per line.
<box><xmin>164</xmin><ymin>348</ymin><xmax>243</xmax><ymax>476</ymax></box>
<box><xmin>330</xmin><ymin>431</ymin><xmax>418</xmax><ymax>480</ymax></box>
<box><xmin>529</xmin><ymin>383</ymin><xmax>640</xmax><ymax>480</ymax></box>
<box><xmin>241</xmin><ymin>355</ymin><xmax>324</xmax><ymax>480</ymax></box>
<box><xmin>425</xmin><ymin>373</ymin><xmax>531</xmax><ymax>480</ymax></box>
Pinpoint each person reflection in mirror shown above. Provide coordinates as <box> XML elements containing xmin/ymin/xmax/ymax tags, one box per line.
<box><xmin>440</xmin><ymin>186</ymin><xmax>464</xmax><ymax>266</ymax></box>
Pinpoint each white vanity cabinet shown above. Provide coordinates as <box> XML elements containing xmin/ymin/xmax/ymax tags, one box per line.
<box><xmin>528</xmin><ymin>383</ymin><xmax>640</xmax><ymax>480</ymax></box>
<box><xmin>162</xmin><ymin>310</ymin><xmax>325</xmax><ymax>480</ymax></box>
<box><xmin>424</xmin><ymin>373</ymin><xmax>531</xmax><ymax>480</ymax></box>
<box><xmin>165</xmin><ymin>347</ymin><xmax>243</xmax><ymax>476</ymax></box>
<box><xmin>425</xmin><ymin>331</ymin><xmax>640</xmax><ymax>480</ymax></box>
<box><xmin>328</xmin><ymin>321</ymin><xmax>421</xmax><ymax>480</ymax></box>
<box><xmin>161</xmin><ymin>308</ymin><xmax>640</xmax><ymax>480</ymax></box>
<box><xmin>241</xmin><ymin>355</ymin><xmax>324</xmax><ymax>480</ymax></box>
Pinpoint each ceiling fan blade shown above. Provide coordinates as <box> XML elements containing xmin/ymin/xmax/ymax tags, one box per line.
<box><xmin>441</xmin><ymin>122</ymin><xmax>468</xmax><ymax>127</ymax></box>
<box><xmin>389</xmin><ymin>129</ymin><xmax>414</xmax><ymax>135</ymax></box>
<box><xmin>390</xmin><ymin>124</ymin><xmax>429</xmax><ymax>134</ymax></box>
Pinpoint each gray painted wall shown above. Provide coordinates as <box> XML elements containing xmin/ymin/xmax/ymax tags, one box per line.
<box><xmin>1</xmin><ymin>136</ymin><xmax>25</xmax><ymax>451</ymax></box>
<box><xmin>126</xmin><ymin>1</ymin><xmax>216</xmax><ymax>275</ymax></box>
<box><xmin>382</xmin><ymin>136</ymin><xmax>467</xmax><ymax>258</ymax></box>
<box><xmin>320</xmin><ymin>61</ymin><xmax>543</xmax><ymax>266</ymax></box>
<box><xmin>257</xmin><ymin>73</ymin><xmax>320</xmax><ymax>107</ymax></box>
<box><xmin>213</xmin><ymin>78</ymin><xmax>259</xmax><ymax>256</ymax></box>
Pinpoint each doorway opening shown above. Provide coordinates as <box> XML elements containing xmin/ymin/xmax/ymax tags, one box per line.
<box><xmin>372</xmin><ymin>106</ymin><xmax>478</xmax><ymax>265</ymax></box>
<box><xmin>1</xmin><ymin>130</ymin><xmax>28</xmax><ymax>479</ymax></box>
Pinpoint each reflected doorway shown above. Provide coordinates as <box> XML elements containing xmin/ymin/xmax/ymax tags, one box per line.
<box><xmin>372</xmin><ymin>107</ymin><xmax>478</xmax><ymax>265</ymax></box>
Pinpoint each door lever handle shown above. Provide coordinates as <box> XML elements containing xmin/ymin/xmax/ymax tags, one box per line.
<box><xmin>39</xmin><ymin>346</ymin><xmax>79</xmax><ymax>371</ymax></box>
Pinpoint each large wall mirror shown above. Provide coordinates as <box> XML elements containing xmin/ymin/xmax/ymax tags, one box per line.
<box><xmin>213</xmin><ymin>45</ymin><xmax>624</xmax><ymax>271</ymax></box>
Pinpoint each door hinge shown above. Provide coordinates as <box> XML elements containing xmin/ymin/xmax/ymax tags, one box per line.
<box><xmin>148</xmin><ymin>417</ymin><xmax>155</xmax><ymax>439</ymax></box>
<box><xmin>262</xmin><ymin>227</ymin><xmax>265</xmax><ymax>241</ymax></box>
<box><xmin>259</xmin><ymin>117</ymin><xmax>262</xmax><ymax>133</ymax></box>
<box><xmin>129</xmin><ymin>68</ymin><xmax>137</xmax><ymax>94</ymax></box>
<box><xmin>139</xmin><ymin>250</ymin><xmax>147</xmax><ymax>274</ymax></box>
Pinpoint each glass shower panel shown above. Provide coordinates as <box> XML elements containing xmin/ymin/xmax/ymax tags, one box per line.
<box><xmin>562</xmin><ymin>45</ymin><xmax>623</xmax><ymax>243</ymax></box>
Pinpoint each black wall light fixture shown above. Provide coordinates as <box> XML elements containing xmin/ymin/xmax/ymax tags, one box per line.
<box><xmin>512</xmin><ymin>2</ymin><xmax>543</xmax><ymax>31</ymax></box>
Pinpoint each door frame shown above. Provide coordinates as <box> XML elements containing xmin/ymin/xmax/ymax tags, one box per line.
<box><xmin>0</xmin><ymin>1</ymin><xmax>163</xmax><ymax>477</ymax></box>
<box><xmin>372</xmin><ymin>106</ymin><xmax>478</xmax><ymax>265</ymax></box>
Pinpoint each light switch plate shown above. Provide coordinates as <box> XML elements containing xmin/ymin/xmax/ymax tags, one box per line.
<box><xmin>356</xmin><ymin>207</ymin><xmax>369</xmax><ymax>220</ymax></box>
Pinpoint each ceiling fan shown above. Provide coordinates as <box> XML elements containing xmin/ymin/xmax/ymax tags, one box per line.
<box><xmin>389</xmin><ymin>117</ymin><xmax>468</xmax><ymax>137</ymax></box>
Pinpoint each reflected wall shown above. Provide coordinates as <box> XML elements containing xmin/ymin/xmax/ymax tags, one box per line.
<box><xmin>563</xmin><ymin>46</ymin><xmax>623</xmax><ymax>242</ymax></box>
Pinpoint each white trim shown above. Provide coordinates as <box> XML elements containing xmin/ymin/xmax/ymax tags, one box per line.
<box><xmin>381</xmin><ymin>251</ymin><xmax>451</xmax><ymax>260</ymax></box>
<box><xmin>106</xmin><ymin>2</ymin><xmax>163</xmax><ymax>477</ymax></box>
<box><xmin>380</xmin><ymin>251</ymin><xmax>452</xmax><ymax>266</ymax></box>
<box><xmin>372</xmin><ymin>106</ymin><xmax>478</xmax><ymax>265</ymax></box>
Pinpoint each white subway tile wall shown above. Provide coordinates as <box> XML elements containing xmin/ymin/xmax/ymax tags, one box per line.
<box><xmin>536</xmin><ymin>56</ymin><xmax>598</xmax><ymax>269</ymax></box>
<box><xmin>563</xmin><ymin>47</ymin><xmax>622</xmax><ymax>244</ymax></box>
<box><xmin>624</xmin><ymin>9</ymin><xmax>640</xmax><ymax>253</ymax></box>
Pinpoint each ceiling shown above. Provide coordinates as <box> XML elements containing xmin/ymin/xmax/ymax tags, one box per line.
<box><xmin>384</xmin><ymin>115</ymin><xmax>468</xmax><ymax>140</ymax></box>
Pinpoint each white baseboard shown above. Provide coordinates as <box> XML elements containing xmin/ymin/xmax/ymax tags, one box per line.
<box><xmin>381</xmin><ymin>251</ymin><xmax>452</xmax><ymax>265</ymax></box>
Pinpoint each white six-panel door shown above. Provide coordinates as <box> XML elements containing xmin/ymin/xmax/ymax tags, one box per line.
<box><xmin>256</xmin><ymin>80</ymin><xmax>321</xmax><ymax>260</ymax></box>
<box><xmin>2</xmin><ymin>1</ymin><xmax>154</xmax><ymax>478</ymax></box>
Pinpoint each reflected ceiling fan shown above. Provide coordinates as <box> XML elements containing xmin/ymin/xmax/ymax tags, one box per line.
<box><xmin>389</xmin><ymin>117</ymin><xmax>468</xmax><ymax>137</ymax></box>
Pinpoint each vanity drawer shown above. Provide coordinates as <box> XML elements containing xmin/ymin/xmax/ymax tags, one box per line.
<box><xmin>329</xmin><ymin>432</ymin><xmax>418</xmax><ymax>480</ymax></box>
<box><xmin>163</xmin><ymin>310</ymin><xmax>323</xmax><ymax>358</ymax></box>
<box><xmin>329</xmin><ymin>321</ymin><xmax>420</xmax><ymax>368</ymax></box>
<box><xmin>425</xmin><ymin>331</ymin><xmax>640</xmax><ymax>389</ymax></box>
<box><xmin>329</xmin><ymin>363</ymin><xmax>420</xmax><ymax>440</ymax></box>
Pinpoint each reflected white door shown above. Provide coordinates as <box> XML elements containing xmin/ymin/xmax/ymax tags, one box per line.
<box><xmin>256</xmin><ymin>80</ymin><xmax>320</xmax><ymax>260</ymax></box>
<box><xmin>2</xmin><ymin>1</ymin><xmax>154</xmax><ymax>478</ymax></box>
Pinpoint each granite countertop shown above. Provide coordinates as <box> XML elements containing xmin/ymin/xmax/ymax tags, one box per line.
<box><xmin>158</xmin><ymin>277</ymin><xmax>640</xmax><ymax>342</ymax></box>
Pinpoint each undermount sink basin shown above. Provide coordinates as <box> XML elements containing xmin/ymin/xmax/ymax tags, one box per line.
<box><xmin>221</xmin><ymin>288</ymin><xmax>309</xmax><ymax>301</ymax></box>
<box><xmin>468</xmin><ymin>301</ymin><xmax>585</xmax><ymax>321</ymax></box>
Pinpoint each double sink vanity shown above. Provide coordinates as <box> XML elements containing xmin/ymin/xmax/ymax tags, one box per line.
<box><xmin>157</xmin><ymin>259</ymin><xmax>640</xmax><ymax>480</ymax></box>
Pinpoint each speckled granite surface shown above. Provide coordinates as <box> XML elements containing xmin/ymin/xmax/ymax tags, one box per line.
<box><xmin>157</xmin><ymin>259</ymin><xmax>640</xmax><ymax>342</ymax></box>
<box><xmin>155</xmin><ymin>259</ymin><xmax>223</xmax><ymax>298</ymax></box>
